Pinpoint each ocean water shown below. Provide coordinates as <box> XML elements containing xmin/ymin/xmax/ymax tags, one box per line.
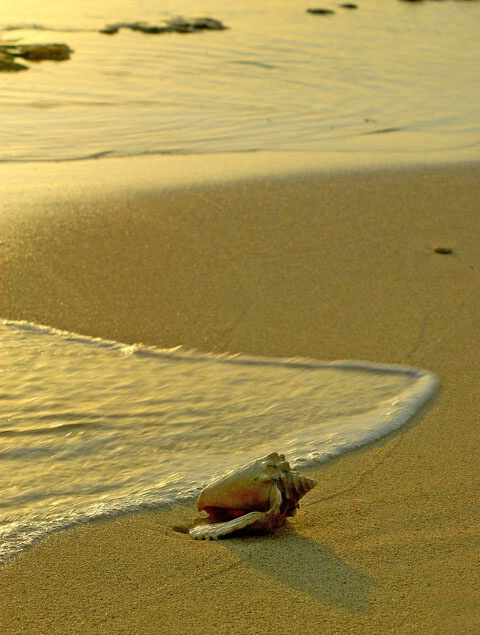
<box><xmin>1</xmin><ymin>0</ymin><xmax>479</xmax><ymax>162</ymax></box>
<box><xmin>0</xmin><ymin>0</ymin><xmax>453</xmax><ymax>563</ymax></box>
<box><xmin>0</xmin><ymin>319</ymin><xmax>438</xmax><ymax>562</ymax></box>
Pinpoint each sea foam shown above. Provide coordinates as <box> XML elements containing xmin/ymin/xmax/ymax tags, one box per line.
<box><xmin>0</xmin><ymin>319</ymin><xmax>438</xmax><ymax>562</ymax></box>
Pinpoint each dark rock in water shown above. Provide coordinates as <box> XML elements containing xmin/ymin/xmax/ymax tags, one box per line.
<box><xmin>15</xmin><ymin>43</ymin><xmax>72</xmax><ymax>61</ymax></box>
<box><xmin>99</xmin><ymin>22</ymin><xmax>140</xmax><ymax>34</ymax></box>
<box><xmin>139</xmin><ymin>25</ymin><xmax>169</xmax><ymax>34</ymax></box>
<box><xmin>164</xmin><ymin>16</ymin><xmax>228</xmax><ymax>32</ymax></box>
<box><xmin>190</xmin><ymin>17</ymin><xmax>227</xmax><ymax>30</ymax></box>
<box><xmin>0</xmin><ymin>43</ymin><xmax>71</xmax><ymax>70</ymax></box>
<box><xmin>129</xmin><ymin>22</ymin><xmax>170</xmax><ymax>34</ymax></box>
<box><xmin>99</xmin><ymin>17</ymin><xmax>228</xmax><ymax>35</ymax></box>
<box><xmin>307</xmin><ymin>8</ymin><xmax>336</xmax><ymax>15</ymax></box>
<box><xmin>99</xmin><ymin>25</ymin><xmax>120</xmax><ymax>35</ymax></box>
<box><xmin>165</xmin><ymin>17</ymin><xmax>197</xmax><ymax>33</ymax></box>
<box><xmin>0</xmin><ymin>51</ymin><xmax>28</xmax><ymax>72</ymax></box>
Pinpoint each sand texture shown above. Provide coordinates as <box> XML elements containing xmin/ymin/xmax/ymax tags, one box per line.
<box><xmin>0</xmin><ymin>157</ymin><xmax>479</xmax><ymax>634</ymax></box>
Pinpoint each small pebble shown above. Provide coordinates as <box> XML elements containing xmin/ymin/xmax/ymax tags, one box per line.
<box><xmin>433</xmin><ymin>246</ymin><xmax>453</xmax><ymax>255</ymax></box>
<box><xmin>307</xmin><ymin>8</ymin><xmax>336</xmax><ymax>15</ymax></box>
<box><xmin>340</xmin><ymin>3</ymin><xmax>358</xmax><ymax>8</ymax></box>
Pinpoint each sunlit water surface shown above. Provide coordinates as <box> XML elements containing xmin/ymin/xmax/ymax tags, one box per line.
<box><xmin>1</xmin><ymin>0</ymin><xmax>479</xmax><ymax>161</ymax></box>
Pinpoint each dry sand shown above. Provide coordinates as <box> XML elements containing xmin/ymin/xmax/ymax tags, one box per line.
<box><xmin>0</xmin><ymin>156</ymin><xmax>479</xmax><ymax>634</ymax></box>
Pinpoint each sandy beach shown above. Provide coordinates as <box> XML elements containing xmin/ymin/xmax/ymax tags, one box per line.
<box><xmin>0</xmin><ymin>155</ymin><xmax>479</xmax><ymax>634</ymax></box>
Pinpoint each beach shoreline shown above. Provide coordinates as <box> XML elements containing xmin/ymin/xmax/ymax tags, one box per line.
<box><xmin>1</xmin><ymin>154</ymin><xmax>479</xmax><ymax>634</ymax></box>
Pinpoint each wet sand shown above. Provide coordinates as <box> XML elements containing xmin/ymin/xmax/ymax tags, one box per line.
<box><xmin>0</xmin><ymin>155</ymin><xmax>479</xmax><ymax>634</ymax></box>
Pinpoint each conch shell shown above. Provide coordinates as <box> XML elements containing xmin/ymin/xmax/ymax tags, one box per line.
<box><xmin>189</xmin><ymin>452</ymin><xmax>317</xmax><ymax>540</ymax></box>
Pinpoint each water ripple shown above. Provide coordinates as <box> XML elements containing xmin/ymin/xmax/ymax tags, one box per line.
<box><xmin>1</xmin><ymin>0</ymin><xmax>479</xmax><ymax>161</ymax></box>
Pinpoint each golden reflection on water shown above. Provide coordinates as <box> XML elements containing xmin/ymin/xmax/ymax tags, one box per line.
<box><xmin>1</xmin><ymin>0</ymin><xmax>479</xmax><ymax>160</ymax></box>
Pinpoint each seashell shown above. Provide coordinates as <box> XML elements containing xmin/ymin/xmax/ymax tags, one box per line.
<box><xmin>189</xmin><ymin>452</ymin><xmax>317</xmax><ymax>540</ymax></box>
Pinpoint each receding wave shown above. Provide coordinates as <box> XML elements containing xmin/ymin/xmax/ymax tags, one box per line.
<box><xmin>0</xmin><ymin>318</ymin><xmax>438</xmax><ymax>562</ymax></box>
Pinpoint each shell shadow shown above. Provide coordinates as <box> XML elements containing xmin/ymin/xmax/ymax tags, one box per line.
<box><xmin>224</xmin><ymin>529</ymin><xmax>376</xmax><ymax>613</ymax></box>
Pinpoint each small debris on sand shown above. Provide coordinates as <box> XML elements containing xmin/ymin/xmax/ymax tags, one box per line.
<box><xmin>433</xmin><ymin>246</ymin><xmax>454</xmax><ymax>255</ymax></box>
<box><xmin>307</xmin><ymin>8</ymin><xmax>336</xmax><ymax>14</ymax></box>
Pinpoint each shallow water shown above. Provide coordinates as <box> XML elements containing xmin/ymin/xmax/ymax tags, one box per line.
<box><xmin>0</xmin><ymin>319</ymin><xmax>437</xmax><ymax>562</ymax></box>
<box><xmin>1</xmin><ymin>0</ymin><xmax>479</xmax><ymax>162</ymax></box>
